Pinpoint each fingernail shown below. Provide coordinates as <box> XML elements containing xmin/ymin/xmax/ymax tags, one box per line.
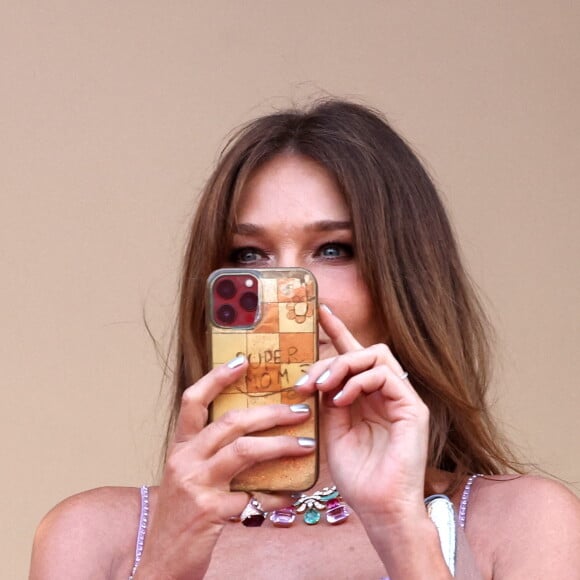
<box><xmin>294</xmin><ymin>374</ymin><xmax>309</xmax><ymax>387</ymax></box>
<box><xmin>289</xmin><ymin>403</ymin><xmax>310</xmax><ymax>413</ymax></box>
<box><xmin>320</xmin><ymin>304</ymin><xmax>333</xmax><ymax>315</ymax></box>
<box><xmin>315</xmin><ymin>369</ymin><xmax>331</xmax><ymax>385</ymax></box>
<box><xmin>333</xmin><ymin>390</ymin><xmax>344</xmax><ymax>402</ymax></box>
<box><xmin>226</xmin><ymin>355</ymin><xmax>246</xmax><ymax>369</ymax></box>
<box><xmin>297</xmin><ymin>437</ymin><xmax>316</xmax><ymax>448</ymax></box>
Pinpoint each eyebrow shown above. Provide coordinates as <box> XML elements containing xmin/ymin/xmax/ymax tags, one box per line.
<box><xmin>232</xmin><ymin>220</ymin><xmax>352</xmax><ymax>235</ymax></box>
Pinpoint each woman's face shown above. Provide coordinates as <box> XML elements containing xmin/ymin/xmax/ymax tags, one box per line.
<box><xmin>226</xmin><ymin>153</ymin><xmax>383</xmax><ymax>360</ymax></box>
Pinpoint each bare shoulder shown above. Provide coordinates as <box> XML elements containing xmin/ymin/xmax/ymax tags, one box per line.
<box><xmin>30</xmin><ymin>486</ymin><xmax>143</xmax><ymax>580</ymax></box>
<box><xmin>471</xmin><ymin>474</ymin><xmax>579</xmax><ymax>525</ymax></box>
<box><xmin>469</xmin><ymin>474</ymin><xmax>580</xmax><ymax>577</ymax></box>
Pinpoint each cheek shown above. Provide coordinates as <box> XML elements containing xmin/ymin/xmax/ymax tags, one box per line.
<box><xmin>316</xmin><ymin>269</ymin><xmax>381</xmax><ymax>347</ymax></box>
<box><xmin>336</xmin><ymin>293</ymin><xmax>379</xmax><ymax>347</ymax></box>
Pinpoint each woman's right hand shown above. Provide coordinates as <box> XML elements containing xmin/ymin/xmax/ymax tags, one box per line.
<box><xmin>134</xmin><ymin>355</ymin><xmax>315</xmax><ymax>580</ymax></box>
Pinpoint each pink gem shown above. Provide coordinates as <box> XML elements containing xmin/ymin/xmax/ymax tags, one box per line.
<box><xmin>326</xmin><ymin>499</ymin><xmax>340</xmax><ymax>509</ymax></box>
<box><xmin>269</xmin><ymin>507</ymin><xmax>296</xmax><ymax>527</ymax></box>
<box><xmin>326</xmin><ymin>502</ymin><xmax>350</xmax><ymax>525</ymax></box>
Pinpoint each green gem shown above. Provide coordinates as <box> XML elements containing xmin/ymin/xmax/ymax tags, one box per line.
<box><xmin>304</xmin><ymin>508</ymin><xmax>321</xmax><ymax>525</ymax></box>
<box><xmin>320</xmin><ymin>490</ymin><xmax>339</xmax><ymax>501</ymax></box>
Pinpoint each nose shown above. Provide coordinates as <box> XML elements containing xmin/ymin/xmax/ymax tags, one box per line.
<box><xmin>275</xmin><ymin>249</ymin><xmax>305</xmax><ymax>269</ymax></box>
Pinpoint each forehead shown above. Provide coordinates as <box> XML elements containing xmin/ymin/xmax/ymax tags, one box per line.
<box><xmin>235</xmin><ymin>154</ymin><xmax>349</xmax><ymax>223</ymax></box>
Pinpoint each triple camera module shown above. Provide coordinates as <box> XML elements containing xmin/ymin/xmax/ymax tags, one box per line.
<box><xmin>212</xmin><ymin>274</ymin><xmax>259</xmax><ymax>327</ymax></box>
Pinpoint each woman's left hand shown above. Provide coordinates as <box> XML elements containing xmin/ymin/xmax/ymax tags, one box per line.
<box><xmin>295</xmin><ymin>305</ymin><xmax>430</xmax><ymax>526</ymax></box>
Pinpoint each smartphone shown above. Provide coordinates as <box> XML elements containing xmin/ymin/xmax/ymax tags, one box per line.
<box><xmin>207</xmin><ymin>267</ymin><xmax>319</xmax><ymax>492</ymax></box>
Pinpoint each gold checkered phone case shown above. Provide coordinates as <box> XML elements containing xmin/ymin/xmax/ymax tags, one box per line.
<box><xmin>207</xmin><ymin>268</ymin><xmax>319</xmax><ymax>492</ymax></box>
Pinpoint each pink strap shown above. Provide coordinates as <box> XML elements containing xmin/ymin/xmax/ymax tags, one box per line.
<box><xmin>129</xmin><ymin>485</ymin><xmax>149</xmax><ymax>580</ymax></box>
<box><xmin>458</xmin><ymin>474</ymin><xmax>480</xmax><ymax>529</ymax></box>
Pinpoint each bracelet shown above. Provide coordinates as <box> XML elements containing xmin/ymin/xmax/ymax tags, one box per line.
<box><xmin>424</xmin><ymin>494</ymin><xmax>457</xmax><ymax>576</ymax></box>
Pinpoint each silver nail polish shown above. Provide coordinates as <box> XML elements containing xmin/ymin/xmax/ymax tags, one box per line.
<box><xmin>289</xmin><ymin>403</ymin><xmax>310</xmax><ymax>413</ymax></box>
<box><xmin>294</xmin><ymin>374</ymin><xmax>309</xmax><ymax>387</ymax></box>
<box><xmin>333</xmin><ymin>390</ymin><xmax>344</xmax><ymax>401</ymax></box>
<box><xmin>315</xmin><ymin>369</ymin><xmax>331</xmax><ymax>385</ymax></box>
<box><xmin>320</xmin><ymin>304</ymin><xmax>333</xmax><ymax>315</ymax></box>
<box><xmin>297</xmin><ymin>437</ymin><xmax>316</xmax><ymax>448</ymax></box>
<box><xmin>226</xmin><ymin>354</ymin><xmax>246</xmax><ymax>369</ymax></box>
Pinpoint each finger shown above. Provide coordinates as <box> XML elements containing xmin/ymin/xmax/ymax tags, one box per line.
<box><xmin>319</xmin><ymin>395</ymin><xmax>353</xmax><ymax>443</ymax></box>
<box><xmin>208</xmin><ymin>435</ymin><xmax>316</xmax><ymax>484</ymax></box>
<box><xmin>292</xmin><ymin>355</ymin><xmax>336</xmax><ymax>394</ymax></box>
<box><xmin>195</xmin><ymin>403</ymin><xmax>312</xmax><ymax>458</ymax></box>
<box><xmin>319</xmin><ymin>304</ymin><xmax>363</xmax><ymax>354</ymax></box>
<box><xmin>374</xmin><ymin>342</ymin><xmax>406</xmax><ymax>378</ymax></box>
<box><xmin>174</xmin><ymin>356</ymin><xmax>248</xmax><ymax>443</ymax></box>
<box><xmin>332</xmin><ymin>364</ymin><xmax>425</xmax><ymax>420</ymax></box>
<box><xmin>221</xmin><ymin>490</ymin><xmax>299</xmax><ymax>522</ymax></box>
<box><xmin>190</xmin><ymin>487</ymin><xmax>297</xmax><ymax>525</ymax></box>
<box><xmin>292</xmin><ymin>344</ymin><xmax>390</xmax><ymax>396</ymax></box>
<box><xmin>307</xmin><ymin>344</ymin><xmax>395</xmax><ymax>393</ymax></box>
<box><xmin>320</xmin><ymin>305</ymin><xmax>410</xmax><ymax>380</ymax></box>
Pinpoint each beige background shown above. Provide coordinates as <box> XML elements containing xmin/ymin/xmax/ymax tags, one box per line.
<box><xmin>2</xmin><ymin>1</ymin><xmax>579</xmax><ymax>577</ymax></box>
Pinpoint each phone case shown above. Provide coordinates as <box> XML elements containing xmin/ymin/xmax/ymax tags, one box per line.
<box><xmin>207</xmin><ymin>267</ymin><xmax>319</xmax><ymax>492</ymax></box>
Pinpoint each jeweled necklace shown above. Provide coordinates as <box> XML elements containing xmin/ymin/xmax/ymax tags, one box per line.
<box><xmin>269</xmin><ymin>485</ymin><xmax>351</xmax><ymax>527</ymax></box>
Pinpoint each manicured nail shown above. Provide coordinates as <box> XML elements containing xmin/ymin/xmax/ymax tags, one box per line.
<box><xmin>320</xmin><ymin>303</ymin><xmax>333</xmax><ymax>315</ymax></box>
<box><xmin>226</xmin><ymin>355</ymin><xmax>246</xmax><ymax>369</ymax></box>
<box><xmin>297</xmin><ymin>437</ymin><xmax>316</xmax><ymax>448</ymax></box>
<box><xmin>289</xmin><ymin>403</ymin><xmax>310</xmax><ymax>413</ymax></box>
<box><xmin>315</xmin><ymin>369</ymin><xmax>331</xmax><ymax>385</ymax></box>
<box><xmin>333</xmin><ymin>390</ymin><xmax>344</xmax><ymax>402</ymax></box>
<box><xmin>294</xmin><ymin>374</ymin><xmax>309</xmax><ymax>387</ymax></box>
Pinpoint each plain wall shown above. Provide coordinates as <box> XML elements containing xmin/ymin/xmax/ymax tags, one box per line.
<box><xmin>2</xmin><ymin>1</ymin><xmax>579</xmax><ymax>577</ymax></box>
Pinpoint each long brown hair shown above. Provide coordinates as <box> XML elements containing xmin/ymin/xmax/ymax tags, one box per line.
<box><xmin>168</xmin><ymin>99</ymin><xmax>520</xmax><ymax>492</ymax></box>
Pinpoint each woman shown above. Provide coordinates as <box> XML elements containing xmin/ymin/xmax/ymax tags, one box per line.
<box><xmin>30</xmin><ymin>100</ymin><xmax>579</xmax><ymax>579</ymax></box>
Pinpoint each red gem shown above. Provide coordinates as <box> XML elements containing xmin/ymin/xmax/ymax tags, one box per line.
<box><xmin>240</xmin><ymin>498</ymin><xmax>266</xmax><ymax>527</ymax></box>
<box><xmin>242</xmin><ymin>513</ymin><xmax>266</xmax><ymax>527</ymax></box>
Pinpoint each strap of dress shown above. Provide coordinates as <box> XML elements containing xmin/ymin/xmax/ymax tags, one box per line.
<box><xmin>129</xmin><ymin>485</ymin><xmax>150</xmax><ymax>580</ymax></box>
<box><xmin>457</xmin><ymin>474</ymin><xmax>481</xmax><ymax>529</ymax></box>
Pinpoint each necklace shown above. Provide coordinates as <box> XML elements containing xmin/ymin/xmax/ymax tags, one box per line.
<box><xmin>269</xmin><ymin>485</ymin><xmax>351</xmax><ymax>527</ymax></box>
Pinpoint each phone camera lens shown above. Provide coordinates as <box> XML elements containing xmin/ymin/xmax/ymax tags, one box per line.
<box><xmin>216</xmin><ymin>279</ymin><xmax>236</xmax><ymax>299</ymax></box>
<box><xmin>216</xmin><ymin>304</ymin><xmax>236</xmax><ymax>324</ymax></box>
<box><xmin>239</xmin><ymin>291</ymin><xmax>258</xmax><ymax>312</ymax></box>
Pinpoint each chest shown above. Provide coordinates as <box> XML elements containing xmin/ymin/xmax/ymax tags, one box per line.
<box><xmin>206</xmin><ymin>514</ymin><xmax>387</xmax><ymax>580</ymax></box>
